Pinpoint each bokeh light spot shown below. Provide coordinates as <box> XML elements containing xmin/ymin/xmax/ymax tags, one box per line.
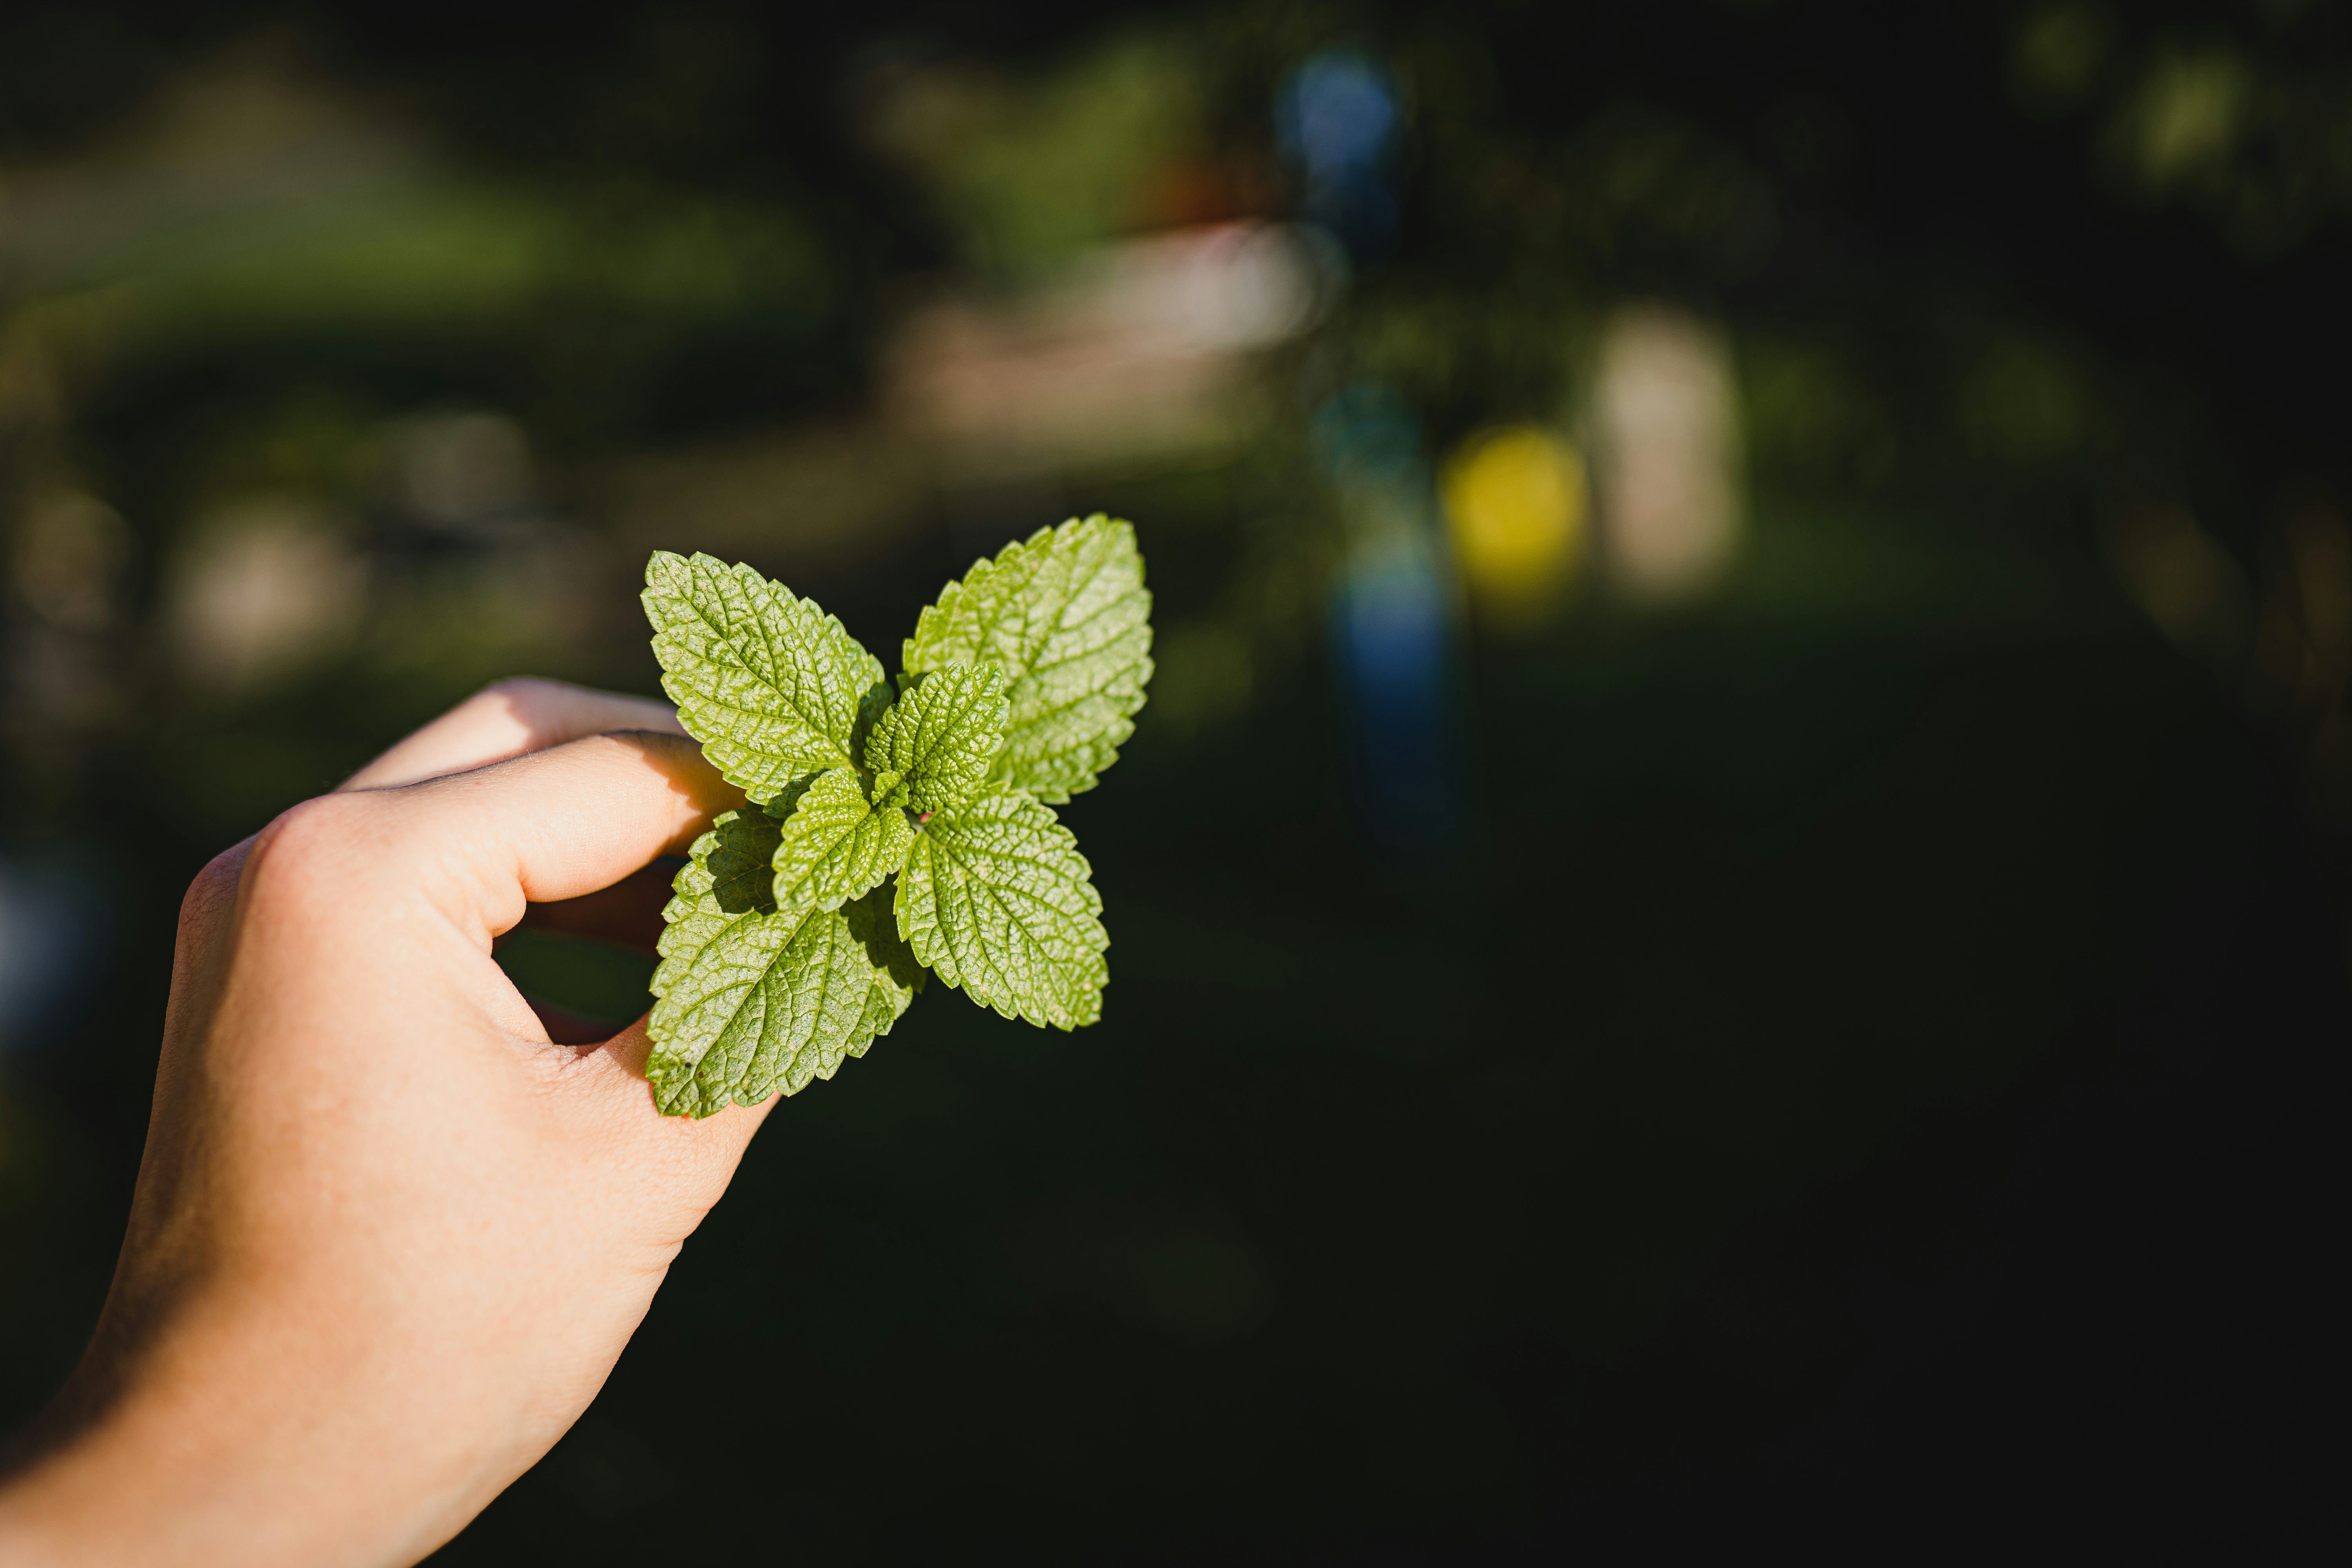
<box><xmin>1441</xmin><ymin>425</ymin><xmax>1587</xmax><ymax>631</ymax></box>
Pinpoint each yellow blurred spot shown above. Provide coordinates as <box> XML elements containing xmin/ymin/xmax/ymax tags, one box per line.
<box><xmin>1441</xmin><ymin>425</ymin><xmax>1586</xmax><ymax>630</ymax></box>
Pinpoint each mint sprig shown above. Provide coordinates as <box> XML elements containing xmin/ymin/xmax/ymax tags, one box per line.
<box><xmin>641</xmin><ymin>514</ymin><xmax>1151</xmax><ymax>1116</ymax></box>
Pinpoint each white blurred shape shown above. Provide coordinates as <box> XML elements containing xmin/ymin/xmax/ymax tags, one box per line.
<box><xmin>884</xmin><ymin>221</ymin><xmax>1329</xmax><ymax>474</ymax></box>
<box><xmin>168</xmin><ymin>498</ymin><xmax>367</xmax><ymax>691</ymax></box>
<box><xmin>1593</xmin><ymin>304</ymin><xmax>1744</xmax><ymax>600</ymax></box>
<box><xmin>1082</xmin><ymin>221</ymin><xmax>1323</xmax><ymax>350</ymax></box>
<box><xmin>389</xmin><ymin>411</ymin><xmax>535</xmax><ymax>526</ymax></box>
<box><xmin>12</xmin><ymin>489</ymin><xmax>131</xmax><ymax>630</ymax></box>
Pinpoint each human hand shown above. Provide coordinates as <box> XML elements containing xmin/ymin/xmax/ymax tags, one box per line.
<box><xmin>0</xmin><ymin>679</ymin><xmax>764</xmax><ymax>1566</ymax></box>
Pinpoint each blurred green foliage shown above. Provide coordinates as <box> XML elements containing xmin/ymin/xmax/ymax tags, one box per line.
<box><xmin>867</xmin><ymin>33</ymin><xmax>1211</xmax><ymax>279</ymax></box>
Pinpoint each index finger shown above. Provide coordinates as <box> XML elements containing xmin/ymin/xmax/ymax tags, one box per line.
<box><xmin>342</xmin><ymin>678</ymin><xmax>687</xmax><ymax>791</ymax></box>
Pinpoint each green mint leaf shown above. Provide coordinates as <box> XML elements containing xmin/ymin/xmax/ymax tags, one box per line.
<box><xmin>644</xmin><ymin>550</ymin><xmax>887</xmax><ymax>803</ymax></box>
<box><xmin>897</xmin><ymin>783</ymin><xmax>1109</xmax><ymax>1029</ymax></box>
<box><xmin>758</xmin><ymin>770</ymin><xmax>824</xmax><ymax>821</ymax></box>
<box><xmin>843</xmin><ymin>882</ymin><xmax>924</xmax><ymax>1040</ymax></box>
<box><xmin>902</xmin><ymin>514</ymin><xmax>1153</xmax><ymax>804</ymax></box>
<box><xmin>646</xmin><ymin>811</ymin><xmax>917</xmax><ymax>1116</ymax></box>
<box><xmin>771</xmin><ymin>766</ymin><xmax>915</xmax><ymax>918</ymax></box>
<box><xmin>702</xmin><ymin>803</ymin><xmax>784</xmax><ymax>912</ymax></box>
<box><xmin>864</xmin><ymin>664</ymin><xmax>1009</xmax><ymax>816</ymax></box>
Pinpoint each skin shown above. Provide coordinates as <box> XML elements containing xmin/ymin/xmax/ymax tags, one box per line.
<box><xmin>0</xmin><ymin>679</ymin><xmax>767</xmax><ymax>1567</ymax></box>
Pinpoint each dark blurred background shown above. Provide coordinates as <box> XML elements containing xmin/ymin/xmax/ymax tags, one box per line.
<box><xmin>3</xmin><ymin>0</ymin><xmax>2347</xmax><ymax>1557</ymax></box>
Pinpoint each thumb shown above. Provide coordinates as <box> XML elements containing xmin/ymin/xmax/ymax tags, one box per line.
<box><xmin>570</xmin><ymin>1013</ymin><xmax>782</xmax><ymax>1174</ymax></box>
<box><xmin>379</xmin><ymin>731</ymin><xmax>779</xmax><ymax>1158</ymax></box>
<box><xmin>370</xmin><ymin>730</ymin><xmax>744</xmax><ymax>945</ymax></box>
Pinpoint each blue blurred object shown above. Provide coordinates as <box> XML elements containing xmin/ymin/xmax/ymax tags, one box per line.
<box><xmin>1276</xmin><ymin>51</ymin><xmax>1403</xmax><ymax>259</ymax></box>
<box><xmin>0</xmin><ymin>855</ymin><xmax>103</xmax><ymax>1054</ymax></box>
<box><xmin>1314</xmin><ymin>386</ymin><xmax>1465</xmax><ymax>855</ymax></box>
<box><xmin>1310</xmin><ymin>381</ymin><xmax>1419</xmax><ymax>488</ymax></box>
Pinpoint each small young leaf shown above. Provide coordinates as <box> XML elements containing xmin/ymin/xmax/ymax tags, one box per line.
<box><xmin>647</xmin><ymin>811</ymin><xmax>916</xmax><ymax>1116</ymax></box>
<box><xmin>771</xmin><ymin>766</ymin><xmax>916</xmax><ymax>918</ymax></box>
<box><xmin>864</xmin><ymin>664</ymin><xmax>1008</xmax><ymax>815</ymax></box>
<box><xmin>902</xmin><ymin>514</ymin><xmax>1152</xmax><ymax>804</ymax></box>
<box><xmin>644</xmin><ymin>551</ymin><xmax>887</xmax><ymax>803</ymax></box>
<box><xmin>898</xmin><ymin>784</ymin><xmax>1109</xmax><ymax>1029</ymax></box>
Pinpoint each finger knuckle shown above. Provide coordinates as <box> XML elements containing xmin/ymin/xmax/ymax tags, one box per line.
<box><xmin>178</xmin><ymin>841</ymin><xmax>250</xmax><ymax>928</ymax></box>
<box><xmin>243</xmin><ymin>792</ymin><xmax>386</xmax><ymax>902</ymax></box>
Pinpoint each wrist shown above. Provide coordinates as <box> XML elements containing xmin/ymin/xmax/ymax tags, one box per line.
<box><xmin>0</xmin><ymin>1299</ymin><xmax>496</xmax><ymax>1568</ymax></box>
